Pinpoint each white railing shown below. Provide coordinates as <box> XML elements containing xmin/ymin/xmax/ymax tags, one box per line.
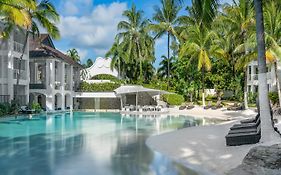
<box><xmin>249</xmin><ymin>73</ymin><xmax>272</xmax><ymax>81</ymax></box>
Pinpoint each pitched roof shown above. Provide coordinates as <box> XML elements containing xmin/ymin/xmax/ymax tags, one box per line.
<box><xmin>29</xmin><ymin>34</ymin><xmax>83</xmax><ymax>69</ymax></box>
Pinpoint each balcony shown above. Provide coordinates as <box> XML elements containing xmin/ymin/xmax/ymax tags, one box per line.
<box><xmin>29</xmin><ymin>84</ymin><xmax>46</xmax><ymax>89</ymax></box>
<box><xmin>249</xmin><ymin>73</ymin><xmax>272</xmax><ymax>82</ymax></box>
<box><xmin>13</xmin><ymin>69</ymin><xmax>27</xmax><ymax>80</ymax></box>
<box><xmin>13</xmin><ymin>41</ymin><xmax>26</xmax><ymax>53</ymax></box>
<box><xmin>65</xmin><ymin>83</ymin><xmax>71</xmax><ymax>91</ymax></box>
<box><xmin>0</xmin><ymin>95</ymin><xmax>9</xmax><ymax>103</ymax></box>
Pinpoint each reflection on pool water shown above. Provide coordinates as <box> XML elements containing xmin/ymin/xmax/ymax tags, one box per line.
<box><xmin>0</xmin><ymin>112</ymin><xmax>220</xmax><ymax>175</ymax></box>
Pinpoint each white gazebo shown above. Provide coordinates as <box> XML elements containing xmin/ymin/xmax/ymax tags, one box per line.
<box><xmin>114</xmin><ymin>85</ymin><xmax>169</xmax><ymax>111</ymax></box>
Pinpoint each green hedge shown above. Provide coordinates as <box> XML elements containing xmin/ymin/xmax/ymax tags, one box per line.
<box><xmin>90</xmin><ymin>74</ymin><xmax>118</xmax><ymax>81</ymax></box>
<box><xmin>80</xmin><ymin>82</ymin><xmax>121</xmax><ymax>92</ymax></box>
<box><xmin>161</xmin><ymin>94</ymin><xmax>184</xmax><ymax>105</ymax></box>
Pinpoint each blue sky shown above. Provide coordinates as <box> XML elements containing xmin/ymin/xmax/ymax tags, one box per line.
<box><xmin>48</xmin><ymin>0</ymin><xmax>230</xmax><ymax>67</ymax></box>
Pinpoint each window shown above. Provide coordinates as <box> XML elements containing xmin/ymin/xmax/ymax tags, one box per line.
<box><xmin>248</xmin><ymin>66</ymin><xmax>251</xmax><ymax>75</ymax></box>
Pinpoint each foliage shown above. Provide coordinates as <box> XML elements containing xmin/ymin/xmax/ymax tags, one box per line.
<box><xmin>269</xmin><ymin>92</ymin><xmax>279</xmax><ymax>105</ymax></box>
<box><xmin>0</xmin><ymin>101</ymin><xmax>18</xmax><ymax>116</ymax></box>
<box><xmin>67</xmin><ymin>48</ymin><xmax>80</xmax><ymax>63</ymax></box>
<box><xmin>90</xmin><ymin>74</ymin><xmax>119</xmax><ymax>81</ymax></box>
<box><xmin>248</xmin><ymin>92</ymin><xmax>258</xmax><ymax>104</ymax></box>
<box><xmin>161</xmin><ymin>94</ymin><xmax>184</xmax><ymax>105</ymax></box>
<box><xmin>79</xmin><ymin>82</ymin><xmax>121</xmax><ymax>92</ymax></box>
<box><xmin>31</xmin><ymin>102</ymin><xmax>41</xmax><ymax>113</ymax></box>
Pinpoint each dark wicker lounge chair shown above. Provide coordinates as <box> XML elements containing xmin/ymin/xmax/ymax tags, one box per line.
<box><xmin>230</xmin><ymin>118</ymin><xmax>260</xmax><ymax>130</ymax></box>
<box><xmin>225</xmin><ymin>126</ymin><xmax>261</xmax><ymax>146</ymax></box>
<box><xmin>240</xmin><ymin>114</ymin><xmax>260</xmax><ymax>124</ymax></box>
<box><xmin>179</xmin><ymin>106</ymin><xmax>186</xmax><ymax>110</ymax></box>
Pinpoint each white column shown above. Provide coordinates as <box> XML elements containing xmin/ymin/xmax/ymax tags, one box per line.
<box><xmin>50</xmin><ymin>60</ymin><xmax>55</xmax><ymax>88</ymax></box>
<box><xmin>61</xmin><ymin>62</ymin><xmax>65</xmax><ymax>91</ymax></box>
<box><xmin>70</xmin><ymin>66</ymin><xmax>73</xmax><ymax>91</ymax></box>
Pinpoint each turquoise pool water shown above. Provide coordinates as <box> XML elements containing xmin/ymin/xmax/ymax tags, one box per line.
<box><xmin>0</xmin><ymin>112</ymin><xmax>219</xmax><ymax>175</ymax></box>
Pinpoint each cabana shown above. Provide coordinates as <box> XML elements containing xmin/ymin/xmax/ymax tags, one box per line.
<box><xmin>114</xmin><ymin>85</ymin><xmax>169</xmax><ymax>112</ymax></box>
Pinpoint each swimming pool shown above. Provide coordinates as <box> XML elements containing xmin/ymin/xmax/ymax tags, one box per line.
<box><xmin>0</xmin><ymin>112</ymin><xmax>219</xmax><ymax>175</ymax></box>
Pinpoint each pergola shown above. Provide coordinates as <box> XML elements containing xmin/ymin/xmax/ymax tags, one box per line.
<box><xmin>114</xmin><ymin>85</ymin><xmax>169</xmax><ymax>110</ymax></box>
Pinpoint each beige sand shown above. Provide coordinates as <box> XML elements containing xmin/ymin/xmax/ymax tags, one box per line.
<box><xmin>147</xmin><ymin>106</ymin><xmax>281</xmax><ymax>175</ymax></box>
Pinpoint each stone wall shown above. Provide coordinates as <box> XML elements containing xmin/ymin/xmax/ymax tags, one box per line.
<box><xmin>77</xmin><ymin>98</ymin><xmax>120</xmax><ymax>109</ymax></box>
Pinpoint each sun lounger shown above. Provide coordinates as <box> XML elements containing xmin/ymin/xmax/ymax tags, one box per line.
<box><xmin>240</xmin><ymin>114</ymin><xmax>259</xmax><ymax>124</ymax></box>
<box><xmin>225</xmin><ymin>126</ymin><xmax>261</xmax><ymax>146</ymax></box>
<box><xmin>186</xmin><ymin>103</ymin><xmax>195</xmax><ymax>109</ymax></box>
<box><xmin>230</xmin><ymin>118</ymin><xmax>260</xmax><ymax>130</ymax></box>
<box><xmin>204</xmin><ymin>101</ymin><xmax>212</xmax><ymax>109</ymax></box>
<box><xmin>228</xmin><ymin>125</ymin><xmax>260</xmax><ymax>134</ymax></box>
<box><xmin>179</xmin><ymin>106</ymin><xmax>186</xmax><ymax>110</ymax></box>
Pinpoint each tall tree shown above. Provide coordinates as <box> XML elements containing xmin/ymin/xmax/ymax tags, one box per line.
<box><xmin>254</xmin><ymin>0</ymin><xmax>276</xmax><ymax>141</ymax></box>
<box><xmin>86</xmin><ymin>59</ymin><xmax>93</xmax><ymax>68</ymax></box>
<box><xmin>115</xmin><ymin>4</ymin><xmax>155</xmax><ymax>82</ymax></box>
<box><xmin>67</xmin><ymin>48</ymin><xmax>80</xmax><ymax>63</ymax></box>
<box><xmin>0</xmin><ymin>0</ymin><xmax>35</xmax><ymax>37</ymax></box>
<box><xmin>179</xmin><ymin>25</ymin><xmax>225</xmax><ymax>106</ymax></box>
<box><xmin>220</xmin><ymin>0</ymin><xmax>255</xmax><ymax>109</ymax></box>
<box><xmin>15</xmin><ymin>0</ymin><xmax>60</xmax><ymax>103</ymax></box>
<box><xmin>151</xmin><ymin>0</ymin><xmax>182</xmax><ymax>87</ymax></box>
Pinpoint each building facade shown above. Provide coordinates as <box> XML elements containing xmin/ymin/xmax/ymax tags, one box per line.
<box><xmin>29</xmin><ymin>34</ymin><xmax>83</xmax><ymax>111</ymax></box>
<box><xmin>247</xmin><ymin>60</ymin><xmax>280</xmax><ymax>93</ymax></box>
<box><xmin>0</xmin><ymin>29</ymin><xmax>29</xmax><ymax>105</ymax></box>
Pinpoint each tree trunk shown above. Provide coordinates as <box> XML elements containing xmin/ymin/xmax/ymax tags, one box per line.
<box><xmin>139</xmin><ymin>60</ymin><xmax>143</xmax><ymax>82</ymax></box>
<box><xmin>243</xmin><ymin>68</ymin><xmax>249</xmax><ymax>109</ymax></box>
<box><xmin>202</xmin><ymin>68</ymin><xmax>206</xmax><ymax>107</ymax></box>
<box><xmin>118</xmin><ymin>58</ymin><xmax>121</xmax><ymax>79</ymax></box>
<box><xmin>14</xmin><ymin>30</ymin><xmax>29</xmax><ymax>104</ymax></box>
<box><xmin>167</xmin><ymin>32</ymin><xmax>170</xmax><ymax>89</ymax></box>
<box><xmin>254</xmin><ymin>0</ymin><xmax>277</xmax><ymax>141</ymax></box>
<box><xmin>274</xmin><ymin>62</ymin><xmax>281</xmax><ymax>106</ymax></box>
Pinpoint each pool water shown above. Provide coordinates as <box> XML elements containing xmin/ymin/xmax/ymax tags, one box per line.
<box><xmin>0</xmin><ymin>112</ymin><xmax>218</xmax><ymax>175</ymax></box>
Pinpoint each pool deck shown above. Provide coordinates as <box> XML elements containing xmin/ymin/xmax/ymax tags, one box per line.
<box><xmin>146</xmin><ymin>106</ymin><xmax>281</xmax><ymax>175</ymax></box>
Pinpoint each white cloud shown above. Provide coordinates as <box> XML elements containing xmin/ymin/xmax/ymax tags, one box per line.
<box><xmin>58</xmin><ymin>2</ymin><xmax>127</xmax><ymax>57</ymax></box>
<box><xmin>61</xmin><ymin>0</ymin><xmax>93</xmax><ymax>15</ymax></box>
<box><xmin>63</xmin><ymin>1</ymin><xmax>79</xmax><ymax>15</ymax></box>
<box><xmin>77</xmin><ymin>49</ymin><xmax>88</xmax><ymax>61</ymax></box>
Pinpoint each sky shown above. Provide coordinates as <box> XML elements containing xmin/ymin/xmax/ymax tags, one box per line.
<box><xmin>48</xmin><ymin>0</ymin><xmax>231</xmax><ymax>67</ymax></box>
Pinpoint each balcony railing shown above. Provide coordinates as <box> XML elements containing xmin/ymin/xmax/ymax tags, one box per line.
<box><xmin>13</xmin><ymin>69</ymin><xmax>27</xmax><ymax>80</ymax></box>
<box><xmin>13</xmin><ymin>41</ymin><xmax>26</xmax><ymax>53</ymax></box>
<box><xmin>29</xmin><ymin>84</ymin><xmax>46</xmax><ymax>89</ymax></box>
<box><xmin>65</xmin><ymin>83</ymin><xmax>71</xmax><ymax>91</ymax></box>
<box><xmin>249</xmin><ymin>73</ymin><xmax>271</xmax><ymax>81</ymax></box>
<box><xmin>0</xmin><ymin>95</ymin><xmax>10</xmax><ymax>103</ymax></box>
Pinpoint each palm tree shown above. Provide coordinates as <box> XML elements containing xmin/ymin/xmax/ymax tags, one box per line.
<box><xmin>158</xmin><ymin>55</ymin><xmax>175</xmax><ymax>79</ymax></box>
<box><xmin>220</xmin><ymin>0</ymin><xmax>255</xmax><ymax>109</ymax></box>
<box><xmin>264</xmin><ymin>0</ymin><xmax>281</xmax><ymax>106</ymax></box>
<box><xmin>15</xmin><ymin>0</ymin><xmax>60</xmax><ymax>103</ymax></box>
<box><xmin>116</xmin><ymin>4</ymin><xmax>155</xmax><ymax>82</ymax></box>
<box><xmin>254</xmin><ymin>0</ymin><xmax>276</xmax><ymax>141</ymax></box>
<box><xmin>0</xmin><ymin>0</ymin><xmax>35</xmax><ymax>37</ymax></box>
<box><xmin>150</xmin><ymin>0</ymin><xmax>182</xmax><ymax>87</ymax></box>
<box><xmin>86</xmin><ymin>59</ymin><xmax>93</xmax><ymax>68</ymax></box>
<box><xmin>67</xmin><ymin>48</ymin><xmax>80</xmax><ymax>63</ymax></box>
<box><xmin>179</xmin><ymin>25</ymin><xmax>225</xmax><ymax>106</ymax></box>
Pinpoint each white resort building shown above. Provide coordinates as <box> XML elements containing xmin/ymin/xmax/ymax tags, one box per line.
<box><xmin>0</xmin><ymin>29</ymin><xmax>29</xmax><ymax>105</ymax></box>
<box><xmin>247</xmin><ymin>60</ymin><xmax>280</xmax><ymax>93</ymax></box>
<box><xmin>29</xmin><ymin>34</ymin><xmax>83</xmax><ymax>111</ymax></box>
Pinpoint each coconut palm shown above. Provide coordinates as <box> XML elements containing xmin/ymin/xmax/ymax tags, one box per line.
<box><xmin>0</xmin><ymin>0</ymin><xmax>35</xmax><ymax>37</ymax></box>
<box><xmin>116</xmin><ymin>4</ymin><xmax>155</xmax><ymax>82</ymax></box>
<box><xmin>179</xmin><ymin>25</ymin><xmax>225</xmax><ymax>106</ymax></box>
<box><xmin>14</xmin><ymin>0</ymin><xmax>60</xmax><ymax>103</ymax></box>
<box><xmin>150</xmin><ymin>0</ymin><xmax>182</xmax><ymax>87</ymax></box>
<box><xmin>263</xmin><ymin>0</ymin><xmax>281</xmax><ymax>106</ymax></box>
<box><xmin>254</xmin><ymin>0</ymin><xmax>276</xmax><ymax>141</ymax></box>
<box><xmin>158</xmin><ymin>55</ymin><xmax>175</xmax><ymax>79</ymax></box>
<box><xmin>67</xmin><ymin>48</ymin><xmax>80</xmax><ymax>63</ymax></box>
<box><xmin>220</xmin><ymin>0</ymin><xmax>255</xmax><ymax>109</ymax></box>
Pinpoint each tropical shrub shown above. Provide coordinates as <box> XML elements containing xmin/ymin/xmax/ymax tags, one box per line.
<box><xmin>248</xmin><ymin>92</ymin><xmax>258</xmax><ymax>104</ymax></box>
<box><xmin>0</xmin><ymin>103</ymin><xmax>11</xmax><ymax>116</ymax></box>
<box><xmin>31</xmin><ymin>102</ymin><xmax>42</xmax><ymax>113</ymax></box>
<box><xmin>91</xmin><ymin>74</ymin><xmax>118</xmax><ymax>81</ymax></box>
<box><xmin>79</xmin><ymin>82</ymin><xmax>121</xmax><ymax>92</ymax></box>
<box><xmin>269</xmin><ymin>92</ymin><xmax>278</xmax><ymax>105</ymax></box>
<box><xmin>161</xmin><ymin>94</ymin><xmax>184</xmax><ymax>105</ymax></box>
